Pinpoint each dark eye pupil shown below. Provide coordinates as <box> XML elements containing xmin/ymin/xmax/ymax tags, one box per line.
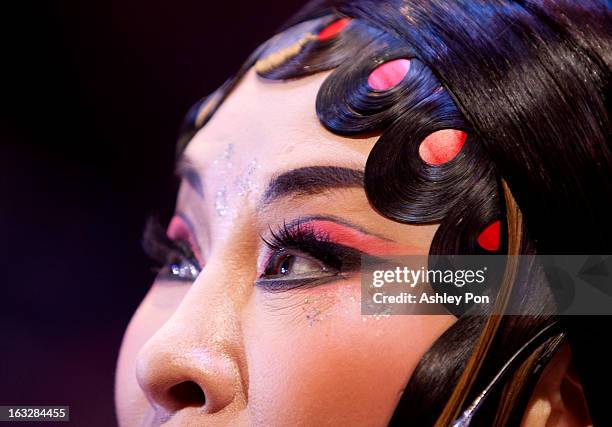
<box><xmin>279</xmin><ymin>255</ymin><xmax>295</xmax><ymax>275</ymax></box>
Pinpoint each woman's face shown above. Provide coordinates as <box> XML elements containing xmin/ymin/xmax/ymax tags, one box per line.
<box><xmin>116</xmin><ymin>68</ymin><xmax>455</xmax><ymax>426</ymax></box>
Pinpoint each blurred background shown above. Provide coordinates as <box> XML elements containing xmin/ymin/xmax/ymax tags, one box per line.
<box><xmin>1</xmin><ymin>1</ymin><xmax>300</xmax><ymax>424</ymax></box>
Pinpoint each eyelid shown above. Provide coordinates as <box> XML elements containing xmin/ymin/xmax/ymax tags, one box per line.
<box><xmin>262</xmin><ymin>216</ymin><xmax>410</xmax><ymax>257</ymax></box>
<box><xmin>258</xmin><ymin>220</ymin><xmax>366</xmax><ymax>284</ymax></box>
<box><xmin>259</xmin><ymin>221</ymin><xmax>333</xmax><ymax>273</ymax></box>
<box><xmin>167</xmin><ymin>213</ymin><xmax>204</xmax><ymax>265</ymax></box>
<box><xmin>141</xmin><ymin>216</ymin><xmax>201</xmax><ymax>281</ymax></box>
<box><xmin>296</xmin><ymin>219</ymin><xmax>416</xmax><ymax>256</ymax></box>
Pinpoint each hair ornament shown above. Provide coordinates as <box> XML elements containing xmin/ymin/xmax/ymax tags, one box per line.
<box><xmin>255</xmin><ymin>32</ymin><xmax>318</xmax><ymax>74</ymax></box>
<box><xmin>367</xmin><ymin>58</ymin><xmax>412</xmax><ymax>91</ymax></box>
<box><xmin>418</xmin><ymin>129</ymin><xmax>467</xmax><ymax>165</ymax></box>
<box><xmin>318</xmin><ymin>17</ymin><xmax>350</xmax><ymax>41</ymax></box>
<box><xmin>477</xmin><ymin>220</ymin><xmax>501</xmax><ymax>251</ymax></box>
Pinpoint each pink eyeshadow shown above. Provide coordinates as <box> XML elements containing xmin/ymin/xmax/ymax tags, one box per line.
<box><xmin>305</xmin><ymin>220</ymin><xmax>419</xmax><ymax>256</ymax></box>
<box><xmin>167</xmin><ymin>215</ymin><xmax>204</xmax><ymax>265</ymax></box>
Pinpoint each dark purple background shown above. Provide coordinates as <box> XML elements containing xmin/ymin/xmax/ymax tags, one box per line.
<box><xmin>1</xmin><ymin>1</ymin><xmax>301</xmax><ymax>425</ymax></box>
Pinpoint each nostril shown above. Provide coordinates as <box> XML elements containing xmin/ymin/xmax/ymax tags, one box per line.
<box><xmin>167</xmin><ymin>381</ymin><xmax>206</xmax><ymax>410</ymax></box>
<box><xmin>136</xmin><ymin>340</ymin><xmax>238</xmax><ymax>413</ymax></box>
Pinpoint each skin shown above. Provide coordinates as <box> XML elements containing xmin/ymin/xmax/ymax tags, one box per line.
<box><xmin>521</xmin><ymin>345</ymin><xmax>592</xmax><ymax>427</ymax></box>
<box><xmin>115</xmin><ymin>68</ymin><xmax>458</xmax><ymax>426</ymax></box>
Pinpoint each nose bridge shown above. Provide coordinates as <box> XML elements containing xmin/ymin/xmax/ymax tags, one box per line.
<box><xmin>135</xmin><ymin>250</ymin><xmax>253</xmax><ymax>415</ymax></box>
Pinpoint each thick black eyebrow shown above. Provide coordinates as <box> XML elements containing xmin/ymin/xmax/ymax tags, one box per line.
<box><xmin>175</xmin><ymin>155</ymin><xmax>204</xmax><ymax>197</ymax></box>
<box><xmin>261</xmin><ymin>166</ymin><xmax>364</xmax><ymax>205</ymax></box>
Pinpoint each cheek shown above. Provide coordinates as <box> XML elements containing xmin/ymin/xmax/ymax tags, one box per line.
<box><xmin>115</xmin><ymin>282</ymin><xmax>189</xmax><ymax>426</ymax></box>
<box><xmin>242</xmin><ymin>282</ymin><xmax>455</xmax><ymax>426</ymax></box>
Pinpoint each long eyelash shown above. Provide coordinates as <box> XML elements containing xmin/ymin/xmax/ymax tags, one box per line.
<box><xmin>264</xmin><ymin>220</ymin><xmax>331</xmax><ymax>251</ymax></box>
<box><xmin>142</xmin><ymin>216</ymin><xmax>199</xmax><ymax>273</ymax></box>
<box><xmin>262</xmin><ymin>220</ymin><xmax>362</xmax><ymax>273</ymax></box>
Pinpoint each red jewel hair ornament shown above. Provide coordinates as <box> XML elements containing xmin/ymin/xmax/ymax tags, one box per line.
<box><xmin>477</xmin><ymin>220</ymin><xmax>501</xmax><ymax>252</ymax></box>
<box><xmin>255</xmin><ymin>17</ymin><xmax>351</xmax><ymax>75</ymax></box>
<box><xmin>416</xmin><ymin>128</ymin><xmax>495</xmax><ymax>251</ymax></box>
<box><xmin>318</xmin><ymin>17</ymin><xmax>350</xmax><ymax>41</ymax></box>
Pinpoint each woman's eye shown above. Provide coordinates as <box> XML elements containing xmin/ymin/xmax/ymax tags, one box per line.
<box><xmin>141</xmin><ymin>217</ymin><xmax>202</xmax><ymax>282</ymax></box>
<box><xmin>160</xmin><ymin>241</ymin><xmax>202</xmax><ymax>282</ymax></box>
<box><xmin>264</xmin><ymin>251</ymin><xmax>329</xmax><ymax>278</ymax></box>
<box><xmin>167</xmin><ymin>257</ymin><xmax>200</xmax><ymax>281</ymax></box>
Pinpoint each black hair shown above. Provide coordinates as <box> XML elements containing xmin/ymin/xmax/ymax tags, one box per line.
<box><xmin>176</xmin><ymin>1</ymin><xmax>611</xmax><ymax>425</ymax></box>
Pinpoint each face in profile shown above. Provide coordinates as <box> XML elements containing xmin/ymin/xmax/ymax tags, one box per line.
<box><xmin>114</xmin><ymin>0</ymin><xmax>609</xmax><ymax>423</ymax></box>
<box><xmin>115</xmin><ymin>67</ymin><xmax>456</xmax><ymax>426</ymax></box>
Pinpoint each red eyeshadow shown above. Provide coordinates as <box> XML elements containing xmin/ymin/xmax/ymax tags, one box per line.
<box><xmin>367</xmin><ymin>58</ymin><xmax>411</xmax><ymax>91</ymax></box>
<box><xmin>167</xmin><ymin>215</ymin><xmax>204</xmax><ymax>264</ymax></box>
<box><xmin>318</xmin><ymin>17</ymin><xmax>350</xmax><ymax>41</ymax></box>
<box><xmin>305</xmin><ymin>220</ymin><xmax>419</xmax><ymax>256</ymax></box>
<box><xmin>418</xmin><ymin>129</ymin><xmax>467</xmax><ymax>166</ymax></box>
<box><xmin>477</xmin><ymin>220</ymin><xmax>501</xmax><ymax>252</ymax></box>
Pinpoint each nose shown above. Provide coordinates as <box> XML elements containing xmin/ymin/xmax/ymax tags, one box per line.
<box><xmin>135</xmin><ymin>263</ymin><xmax>248</xmax><ymax>415</ymax></box>
<box><xmin>136</xmin><ymin>340</ymin><xmax>238</xmax><ymax>413</ymax></box>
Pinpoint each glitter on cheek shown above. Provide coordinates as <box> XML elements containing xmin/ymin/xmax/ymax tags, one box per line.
<box><xmin>258</xmin><ymin>290</ymin><xmax>335</xmax><ymax>328</ymax></box>
<box><xmin>302</xmin><ymin>296</ymin><xmax>329</xmax><ymax>327</ymax></box>
<box><xmin>290</xmin><ymin>291</ymin><xmax>338</xmax><ymax>327</ymax></box>
<box><xmin>335</xmin><ymin>282</ymin><xmax>393</xmax><ymax>322</ymax></box>
<box><xmin>336</xmin><ymin>283</ymin><xmax>360</xmax><ymax>317</ymax></box>
<box><xmin>301</xmin><ymin>285</ymin><xmax>392</xmax><ymax>327</ymax></box>
<box><xmin>361</xmin><ymin>313</ymin><xmax>392</xmax><ymax>322</ymax></box>
<box><xmin>360</xmin><ymin>286</ymin><xmax>394</xmax><ymax>321</ymax></box>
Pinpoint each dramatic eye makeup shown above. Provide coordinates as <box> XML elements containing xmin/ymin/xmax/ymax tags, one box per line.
<box><xmin>257</xmin><ymin>216</ymin><xmax>401</xmax><ymax>292</ymax></box>
<box><xmin>142</xmin><ymin>216</ymin><xmax>202</xmax><ymax>282</ymax></box>
<box><xmin>166</xmin><ymin>214</ymin><xmax>204</xmax><ymax>264</ymax></box>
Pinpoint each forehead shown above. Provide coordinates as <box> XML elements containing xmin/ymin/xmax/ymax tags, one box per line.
<box><xmin>183</xmin><ymin>68</ymin><xmax>377</xmax><ymax>184</ymax></box>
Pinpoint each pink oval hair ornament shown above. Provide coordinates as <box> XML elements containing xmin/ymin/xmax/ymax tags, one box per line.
<box><xmin>367</xmin><ymin>58</ymin><xmax>411</xmax><ymax>91</ymax></box>
<box><xmin>418</xmin><ymin>129</ymin><xmax>467</xmax><ymax>166</ymax></box>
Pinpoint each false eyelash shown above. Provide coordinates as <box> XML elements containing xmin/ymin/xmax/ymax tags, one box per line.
<box><xmin>264</xmin><ymin>220</ymin><xmax>330</xmax><ymax>250</ymax></box>
<box><xmin>142</xmin><ymin>216</ymin><xmax>200</xmax><ymax>276</ymax></box>
<box><xmin>262</xmin><ymin>220</ymin><xmax>362</xmax><ymax>273</ymax></box>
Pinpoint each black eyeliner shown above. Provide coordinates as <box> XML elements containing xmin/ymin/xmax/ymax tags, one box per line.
<box><xmin>265</xmin><ymin>221</ymin><xmax>364</xmax><ymax>269</ymax></box>
<box><xmin>257</xmin><ymin>220</ymin><xmax>367</xmax><ymax>291</ymax></box>
<box><xmin>255</xmin><ymin>273</ymin><xmax>350</xmax><ymax>292</ymax></box>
